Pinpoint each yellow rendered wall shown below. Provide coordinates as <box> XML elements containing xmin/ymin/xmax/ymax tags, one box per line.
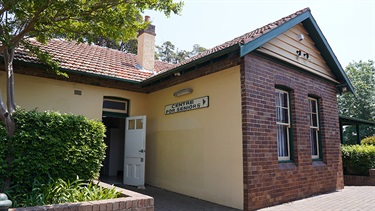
<box><xmin>0</xmin><ymin>66</ymin><xmax>243</xmax><ymax>209</ymax></box>
<box><xmin>0</xmin><ymin>72</ymin><xmax>148</xmax><ymax>119</ymax></box>
<box><xmin>146</xmin><ymin>66</ymin><xmax>243</xmax><ymax>210</ymax></box>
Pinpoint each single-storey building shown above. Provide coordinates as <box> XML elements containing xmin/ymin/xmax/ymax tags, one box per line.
<box><xmin>1</xmin><ymin>8</ymin><xmax>354</xmax><ymax>211</ymax></box>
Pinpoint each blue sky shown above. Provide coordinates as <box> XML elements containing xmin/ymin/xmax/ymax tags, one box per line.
<box><xmin>145</xmin><ymin>0</ymin><xmax>375</xmax><ymax>67</ymax></box>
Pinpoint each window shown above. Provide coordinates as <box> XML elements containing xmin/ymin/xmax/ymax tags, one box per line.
<box><xmin>102</xmin><ymin>97</ymin><xmax>129</xmax><ymax>118</ymax></box>
<box><xmin>309</xmin><ymin>97</ymin><xmax>321</xmax><ymax>159</ymax></box>
<box><xmin>275</xmin><ymin>89</ymin><xmax>291</xmax><ymax>161</ymax></box>
<box><xmin>102</xmin><ymin>97</ymin><xmax>128</xmax><ymax>114</ymax></box>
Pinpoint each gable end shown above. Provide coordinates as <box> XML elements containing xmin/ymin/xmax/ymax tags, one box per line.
<box><xmin>239</xmin><ymin>11</ymin><xmax>355</xmax><ymax>95</ymax></box>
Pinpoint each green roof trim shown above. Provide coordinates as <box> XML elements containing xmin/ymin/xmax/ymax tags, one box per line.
<box><xmin>301</xmin><ymin>14</ymin><xmax>355</xmax><ymax>95</ymax></box>
<box><xmin>239</xmin><ymin>11</ymin><xmax>355</xmax><ymax>95</ymax></box>
<box><xmin>240</xmin><ymin>12</ymin><xmax>311</xmax><ymax>57</ymax></box>
<box><xmin>339</xmin><ymin>115</ymin><xmax>375</xmax><ymax>126</ymax></box>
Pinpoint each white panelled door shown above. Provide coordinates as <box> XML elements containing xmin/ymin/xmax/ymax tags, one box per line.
<box><xmin>123</xmin><ymin>115</ymin><xmax>146</xmax><ymax>187</ymax></box>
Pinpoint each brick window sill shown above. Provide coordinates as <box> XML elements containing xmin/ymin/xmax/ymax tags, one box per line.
<box><xmin>278</xmin><ymin>162</ymin><xmax>297</xmax><ymax>170</ymax></box>
<box><xmin>312</xmin><ymin>160</ymin><xmax>326</xmax><ymax>169</ymax></box>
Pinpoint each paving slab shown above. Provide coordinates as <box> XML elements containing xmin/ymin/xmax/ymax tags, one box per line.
<box><xmin>259</xmin><ymin>186</ymin><xmax>375</xmax><ymax>211</ymax></box>
<box><xmin>106</xmin><ymin>176</ymin><xmax>375</xmax><ymax>211</ymax></box>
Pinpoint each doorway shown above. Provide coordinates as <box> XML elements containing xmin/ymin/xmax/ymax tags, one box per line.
<box><xmin>100</xmin><ymin>97</ymin><xmax>129</xmax><ymax>184</ymax></box>
<box><xmin>101</xmin><ymin>116</ymin><xmax>125</xmax><ymax>178</ymax></box>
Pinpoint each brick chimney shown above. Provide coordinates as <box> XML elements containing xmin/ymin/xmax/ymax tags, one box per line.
<box><xmin>137</xmin><ymin>16</ymin><xmax>156</xmax><ymax>71</ymax></box>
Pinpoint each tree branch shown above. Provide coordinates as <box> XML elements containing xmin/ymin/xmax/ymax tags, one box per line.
<box><xmin>0</xmin><ymin>4</ymin><xmax>9</xmax><ymax>16</ymax></box>
<box><xmin>4</xmin><ymin>47</ymin><xmax>16</xmax><ymax>114</ymax></box>
<box><xmin>0</xmin><ymin>50</ymin><xmax>15</xmax><ymax>137</ymax></box>
<box><xmin>9</xmin><ymin>2</ymin><xmax>51</xmax><ymax>46</ymax></box>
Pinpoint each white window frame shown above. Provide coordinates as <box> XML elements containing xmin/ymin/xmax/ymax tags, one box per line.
<box><xmin>309</xmin><ymin>97</ymin><xmax>320</xmax><ymax>159</ymax></box>
<box><xmin>102</xmin><ymin>98</ymin><xmax>128</xmax><ymax>114</ymax></box>
<box><xmin>276</xmin><ymin>89</ymin><xmax>291</xmax><ymax>161</ymax></box>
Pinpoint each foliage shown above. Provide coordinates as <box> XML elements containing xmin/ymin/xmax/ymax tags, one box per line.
<box><xmin>341</xmin><ymin>144</ymin><xmax>375</xmax><ymax>176</ymax></box>
<box><xmin>338</xmin><ymin>60</ymin><xmax>375</xmax><ymax>144</ymax></box>
<box><xmin>95</xmin><ymin>38</ymin><xmax>138</xmax><ymax>54</ymax></box>
<box><xmin>361</xmin><ymin>136</ymin><xmax>375</xmax><ymax>146</ymax></box>
<box><xmin>0</xmin><ymin>0</ymin><xmax>183</xmax><ymax>137</ymax></box>
<box><xmin>7</xmin><ymin>177</ymin><xmax>121</xmax><ymax>208</ymax></box>
<box><xmin>156</xmin><ymin>41</ymin><xmax>206</xmax><ymax>64</ymax></box>
<box><xmin>156</xmin><ymin>41</ymin><xmax>177</xmax><ymax>63</ymax></box>
<box><xmin>0</xmin><ymin>109</ymin><xmax>106</xmax><ymax>194</ymax></box>
<box><xmin>97</xmin><ymin>39</ymin><xmax>206</xmax><ymax>63</ymax></box>
<box><xmin>0</xmin><ymin>0</ymin><xmax>183</xmax><ymax>46</ymax></box>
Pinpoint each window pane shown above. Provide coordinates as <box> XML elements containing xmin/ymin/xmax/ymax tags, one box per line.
<box><xmin>103</xmin><ymin>100</ymin><xmax>126</xmax><ymax>110</ymax></box>
<box><xmin>282</xmin><ymin>93</ymin><xmax>288</xmax><ymax>107</ymax></box>
<box><xmin>128</xmin><ymin>120</ymin><xmax>135</xmax><ymax>130</ymax></box>
<box><xmin>136</xmin><ymin>119</ymin><xmax>143</xmax><ymax>129</ymax></box>
<box><xmin>310</xmin><ymin>100</ymin><xmax>317</xmax><ymax>113</ymax></box>
<box><xmin>277</xmin><ymin>124</ymin><xmax>289</xmax><ymax>157</ymax></box>
<box><xmin>275</xmin><ymin>92</ymin><xmax>281</xmax><ymax>106</ymax></box>
<box><xmin>311</xmin><ymin>114</ymin><xmax>318</xmax><ymax>127</ymax></box>
<box><xmin>310</xmin><ymin>128</ymin><xmax>318</xmax><ymax>156</ymax></box>
<box><xmin>276</xmin><ymin>108</ymin><xmax>289</xmax><ymax>123</ymax></box>
<box><xmin>276</xmin><ymin>107</ymin><xmax>281</xmax><ymax>122</ymax></box>
<box><xmin>282</xmin><ymin>108</ymin><xmax>289</xmax><ymax>123</ymax></box>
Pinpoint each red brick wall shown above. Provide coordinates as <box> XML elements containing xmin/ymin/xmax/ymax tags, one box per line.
<box><xmin>344</xmin><ymin>169</ymin><xmax>375</xmax><ymax>186</ymax></box>
<box><xmin>241</xmin><ymin>53</ymin><xmax>344</xmax><ymax>210</ymax></box>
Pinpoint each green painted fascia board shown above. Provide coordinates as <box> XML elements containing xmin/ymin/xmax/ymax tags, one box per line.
<box><xmin>9</xmin><ymin>59</ymin><xmax>142</xmax><ymax>84</ymax></box>
<box><xmin>240</xmin><ymin>12</ymin><xmax>311</xmax><ymax>57</ymax></box>
<box><xmin>142</xmin><ymin>44</ymin><xmax>240</xmax><ymax>84</ymax></box>
<box><xmin>240</xmin><ymin>11</ymin><xmax>355</xmax><ymax>96</ymax></box>
<box><xmin>302</xmin><ymin>14</ymin><xmax>355</xmax><ymax>95</ymax></box>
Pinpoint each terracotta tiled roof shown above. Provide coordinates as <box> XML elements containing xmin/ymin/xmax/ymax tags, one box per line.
<box><xmin>11</xmin><ymin>7</ymin><xmax>310</xmax><ymax>82</ymax></box>
<box><xmin>14</xmin><ymin>39</ymin><xmax>174</xmax><ymax>82</ymax></box>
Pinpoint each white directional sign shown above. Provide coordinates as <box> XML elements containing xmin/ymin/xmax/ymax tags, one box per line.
<box><xmin>165</xmin><ymin>96</ymin><xmax>209</xmax><ymax>115</ymax></box>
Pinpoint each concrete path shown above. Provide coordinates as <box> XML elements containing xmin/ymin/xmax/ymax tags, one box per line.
<box><xmin>117</xmin><ymin>184</ymin><xmax>241</xmax><ymax>211</ymax></box>
<box><xmin>259</xmin><ymin>186</ymin><xmax>375</xmax><ymax>211</ymax></box>
<box><xmin>114</xmin><ymin>183</ymin><xmax>375</xmax><ymax>211</ymax></box>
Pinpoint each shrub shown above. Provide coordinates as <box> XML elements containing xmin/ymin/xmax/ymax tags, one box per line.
<box><xmin>0</xmin><ymin>109</ymin><xmax>106</xmax><ymax>195</ymax></box>
<box><xmin>342</xmin><ymin>144</ymin><xmax>375</xmax><ymax>176</ymax></box>
<box><xmin>361</xmin><ymin>136</ymin><xmax>375</xmax><ymax>146</ymax></box>
<box><xmin>8</xmin><ymin>177</ymin><xmax>121</xmax><ymax>208</ymax></box>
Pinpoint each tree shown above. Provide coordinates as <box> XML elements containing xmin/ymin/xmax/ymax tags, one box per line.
<box><xmin>190</xmin><ymin>44</ymin><xmax>206</xmax><ymax>57</ymax></box>
<box><xmin>95</xmin><ymin>38</ymin><xmax>138</xmax><ymax>54</ymax></box>
<box><xmin>0</xmin><ymin>0</ymin><xmax>183</xmax><ymax>137</ymax></box>
<box><xmin>156</xmin><ymin>41</ymin><xmax>177</xmax><ymax>63</ymax></box>
<box><xmin>174</xmin><ymin>49</ymin><xmax>190</xmax><ymax>63</ymax></box>
<box><xmin>156</xmin><ymin>41</ymin><xmax>206</xmax><ymax>64</ymax></box>
<box><xmin>338</xmin><ymin>60</ymin><xmax>375</xmax><ymax>143</ymax></box>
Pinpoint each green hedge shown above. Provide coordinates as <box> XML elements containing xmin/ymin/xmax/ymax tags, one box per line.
<box><xmin>361</xmin><ymin>136</ymin><xmax>375</xmax><ymax>146</ymax></box>
<box><xmin>0</xmin><ymin>110</ymin><xmax>106</xmax><ymax>194</ymax></box>
<box><xmin>342</xmin><ymin>144</ymin><xmax>375</xmax><ymax>176</ymax></box>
